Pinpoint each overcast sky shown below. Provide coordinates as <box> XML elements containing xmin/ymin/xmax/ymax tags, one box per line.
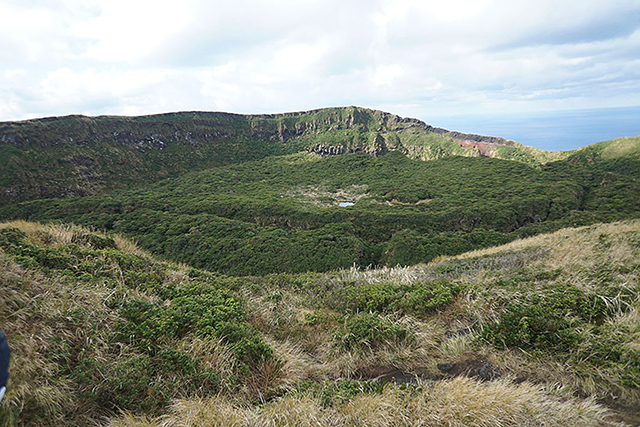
<box><xmin>2</xmin><ymin>0</ymin><xmax>639</xmax><ymax>137</ymax></box>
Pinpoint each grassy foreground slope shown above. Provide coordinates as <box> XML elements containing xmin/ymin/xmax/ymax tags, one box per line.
<box><xmin>3</xmin><ymin>149</ymin><xmax>639</xmax><ymax>275</ymax></box>
<box><xmin>1</xmin><ymin>220</ymin><xmax>639</xmax><ymax>426</ymax></box>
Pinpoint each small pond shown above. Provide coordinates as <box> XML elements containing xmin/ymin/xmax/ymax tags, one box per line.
<box><xmin>338</xmin><ymin>202</ymin><xmax>355</xmax><ymax>207</ymax></box>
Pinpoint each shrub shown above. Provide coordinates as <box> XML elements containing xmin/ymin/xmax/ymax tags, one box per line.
<box><xmin>397</xmin><ymin>281</ymin><xmax>462</xmax><ymax>316</ymax></box>
<box><xmin>71</xmin><ymin>232</ymin><xmax>117</xmax><ymax>249</ymax></box>
<box><xmin>0</xmin><ymin>227</ymin><xmax>27</xmax><ymax>247</ymax></box>
<box><xmin>296</xmin><ymin>379</ymin><xmax>384</xmax><ymax>407</ymax></box>
<box><xmin>480</xmin><ymin>303</ymin><xmax>580</xmax><ymax>352</ymax></box>
<box><xmin>332</xmin><ymin>312</ymin><xmax>412</xmax><ymax>351</ymax></box>
<box><xmin>92</xmin><ymin>350</ymin><xmax>221</xmax><ymax>414</ymax></box>
<box><xmin>337</xmin><ymin>281</ymin><xmax>462</xmax><ymax>317</ymax></box>
<box><xmin>480</xmin><ymin>283</ymin><xmax>638</xmax><ymax>356</ymax></box>
<box><xmin>114</xmin><ymin>285</ymin><xmax>273</xmax><ymax>367</ymax></box>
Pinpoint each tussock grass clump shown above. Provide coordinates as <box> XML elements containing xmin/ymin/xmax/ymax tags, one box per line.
<box><xmin>0</xmin><ymin>227</ymin><xmax>117</xmax><ymax>425</ymax></box>
<box><xmin>331</xmin><ymin>312</ymin><xmax>413</xmax><ymax>351</ymax></box>
<box><xmin>109</xmin><ymin>377</ymin><xmax>622</xmax><ymax>427</ymax></box>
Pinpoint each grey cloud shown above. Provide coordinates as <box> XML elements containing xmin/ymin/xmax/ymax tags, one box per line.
<box><xmin>144</xmin><ymin>0</ymin><xmax>380</xmax><ymax>68</ymax></box>
<box><xmin>496</xmin><ymin>9</ymin><xmax>640</xmax><ymax>50</ymax></box>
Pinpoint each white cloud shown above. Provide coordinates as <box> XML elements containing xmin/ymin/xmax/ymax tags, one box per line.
<box><xmin>0</xmin><ymin>0</ymin><xmax>638</xmax><ymax>122</ymax></box>
<box><xmin>73</xmin><ymin>0</ymin><xmax>191</xmax><ymax>63</ymax></box>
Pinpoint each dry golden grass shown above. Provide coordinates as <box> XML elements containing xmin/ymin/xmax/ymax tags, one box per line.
<box><xmin>453</xmin><ymin>219</ymin><xmax>640</xmax><ymax>272</ymax></box>
<box><xmin>329</xmin><ymin>263</ymin><xmax>437</xmax><ymax>286</ymax></box>
<box><xmin>178</xmin><ymin>337</ymin><xmax>236</xmax><ymax>387</ymax></box>
<box><xmin>421</xmin><ymin>376</ymin><xmax>617</xmax><ymax>427</ymax></box>
<box><xmin>0</xmin><ymin>252</ymin><xmax>95</xmax><ymax>424</ymax></box>
<box><xmin>0</xmin><ymin>221</ymin><xmax>165</xmax><ymax>425</ymax></box>
<box><xmin>0</xmin><ymin>219</ymin><xmax>152</xmax><ymax>257</ymax></box>
<box><xmin>107</xmin><ymin>413</ymin><xmax>157</xmax><ymax>427</ymax></box>
<box><xmin>157</xmin><ymin>396</ymin><xmax>245</xmax><ymax>427</ymax></box>
<box><xmin>109</xmin><ymin>376</ymin><xmax>624</xmax><ymax>427</ymax></box>
<box><xmin>616</xmin><ymin>307</ymin><xmax>640</xmax><ymax>350</ymax></box>
<box><xmin>322</xmin><ymin>317</ymin><xmax>443</xmax><ymax>379</ymax></box>
<box><xmin>112</xmin><ymin>234</ymin><xmax>155</xmax><ymax>258</ymax></box>
<box><xmin>264</xmin><ymin>338</ymin><xmax>322</xmax><ymax>386</ymax></box>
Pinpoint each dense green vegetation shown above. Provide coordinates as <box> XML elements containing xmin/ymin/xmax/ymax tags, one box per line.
<box><xmin>0</xmin><ymin>115</ymin><xmax>293</xmax><ymax>207</ymax></box>
<box><xmin>2</xmin><ymin>107</ymin><xmax>640</xmax><ymax>425</ymax></box>
<box><xmin>2</xmin><ymin>147</ymin><xmax>639</xmax><ymax>275</ymax></box>
<box><xmin>0</xmin><ymin>107</ymin><xmax>562</xmax><ymax>207</ymax></box>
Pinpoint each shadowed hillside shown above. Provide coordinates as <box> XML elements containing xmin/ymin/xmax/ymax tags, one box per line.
<box><xmin>0</xmin><ymin>107</ymin><xmax>560</xmax><ymax>207</ymax></box>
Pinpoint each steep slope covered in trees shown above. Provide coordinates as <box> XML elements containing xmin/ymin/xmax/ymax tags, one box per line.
<box><xmin>0</xmin><ymin>107</ymin><xmax>560</xmax><ymax>207</ymax></box>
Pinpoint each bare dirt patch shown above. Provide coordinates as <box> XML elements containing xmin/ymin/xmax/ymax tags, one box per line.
<box><xmin>285</xmin><ymin>184</ymin><xmax>370</xmax><ymax>207</ymax></box>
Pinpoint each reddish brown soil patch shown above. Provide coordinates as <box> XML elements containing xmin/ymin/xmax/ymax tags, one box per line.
<box><xmin>454</xmin><ymin>139</ymin><xmax>497</xmax><ymax>157</ymax></box>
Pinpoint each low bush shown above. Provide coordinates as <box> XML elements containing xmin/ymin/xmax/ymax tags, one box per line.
<box><xmin>94</xmin><ymin>350</ymin><xmax>221</xmax><ymax>414</ymax></box>
<box><xmin>295</xmin><ymin>379</ymin><xmax>385</xmax><ymax>407</ymax></box>
<box><xmin>114</xmin><ymin>285</ymin><xmax>272</xmax><ymax>368</ymax></box>
<box><xmin>480</xmin><ymin>283</ymin><xmax>638</xmax><ymax>357</ymax></box>
<box><xmin>332</xmin><ymin>312</ymin><xmax>412</xmax><ymax>351</ymax></box>
<box><xmin>336</xmin><ymin>280</ymin><xmax>463</xmax><ymax>317</ymax></box>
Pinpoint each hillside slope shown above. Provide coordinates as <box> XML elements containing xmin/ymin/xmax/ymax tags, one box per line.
<box><xmin>567</xmin><ymin>136</ymin><xmax>640</xmax><ymax>180</ymax></box>
<box><xmin>0</xmin><ymin>107</ymin><xmax>559</xmax><ymax>207</ymax></box>
<box><xmin>3</xmin><ymin>147</ymin><xmax>639</xmax><ymax>275</ymax></box>
<box><xmin>0</xmin><ymin>220</ymin><xmax>638</xmax><ymax>426</ymax></box>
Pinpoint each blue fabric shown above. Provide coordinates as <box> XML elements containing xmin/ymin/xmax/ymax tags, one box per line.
<box><xmin>0</xmin><ymin>331</ymin><xmax>9</xmax><ymax>389</ymax></box>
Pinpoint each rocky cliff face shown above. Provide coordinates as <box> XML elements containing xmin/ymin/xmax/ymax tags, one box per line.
<box><xmin>0</xmin><ymin>106</ymin><xmax>552</xmax><ymax>207</ymax></box>
<box><xmin>0</xmin><ymin>107</ymin><xmax>517</xmax><ymax>151</ymax></box>
<box><xmin>0</xmin><ymin>112</ymin><xmax>245</xmax><ymax>149</ymax></box>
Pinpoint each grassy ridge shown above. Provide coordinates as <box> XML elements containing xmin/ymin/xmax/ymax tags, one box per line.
<box><xmin>0</xmin><ymin>107</ymin><xmax>566</xmax><ymax>207</ymax></box>
<box><xmin>1</xmin><ymin>220</ymin><xmax>638</xmax><ymax>425</ymax></box>
<box><xmin>0</xmin><ymin>113</ymin><xmax>294</xmax><ymax>207</ymax></box>
<box><xmin>3</xmin><ymin>150</ymin><xmax>639</xmax><ymax>275</ymax></box>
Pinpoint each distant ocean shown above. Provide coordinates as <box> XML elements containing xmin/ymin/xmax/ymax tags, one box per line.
<box><xmin>430</xmin><ymin>105</ymin><xmax>640</xmax><ymax>152</ymax></box>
